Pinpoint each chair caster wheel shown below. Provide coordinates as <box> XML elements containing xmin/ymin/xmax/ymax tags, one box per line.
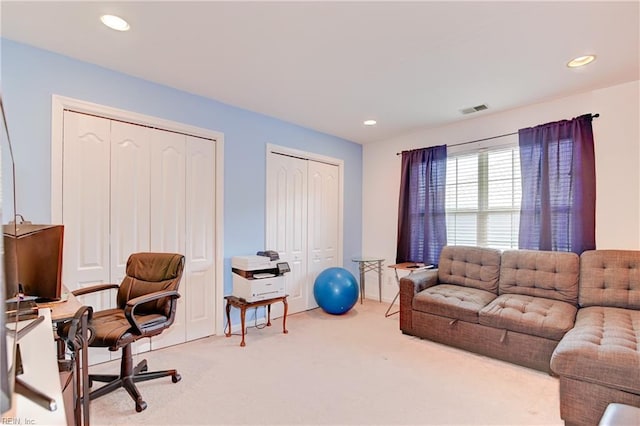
<box><xmin>136</xmin><ymin>399</ymin><xmax>147</xmax><ymax>412</ymax></box>
<box><xmin>172</xmin><ymin>373</ymin><xmax>181</xmax><ymax>383</ymax></box>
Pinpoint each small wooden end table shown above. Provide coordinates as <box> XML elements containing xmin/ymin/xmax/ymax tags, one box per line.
<box><xmin>224</xmin><ymin>295</ymin><xmax>289</xmax><ymax>347</ymax></box>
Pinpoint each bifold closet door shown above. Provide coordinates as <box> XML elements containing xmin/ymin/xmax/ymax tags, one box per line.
<box><xmin>62</xmin><ymin>111</ymin><xmax>114</xmax><ymax>364</ymax></box>
<box><xmin>266</xmin><ymin>152</ymin><xmax>340</xmax><ymax>316</ymax></box>
<box><xmin>61</xmin><ymin>110</ymin><xmax>217</xmax><ymax>358</ymax></box>
<box><xmin>110</xmin><ymin>121</ymin><xmax>154</xmax><ymax>356</ymax></box>
<box><xmin>110</xmin><ymin>121</ymin><xmax>151</xmax><ymax>284</ymax></box>
<box><xmin>266</xmin><ymin>153</ymin><xmax>308</xmax><ymax>316</ymax></box>
<box><xmin>62</xmin><ymin>111</ymin><xmax>110</xmax><ymax>298</ymax></box>
<box><xmin>149</xmin><ymin>129</ymin><xmax>187</xmax><ymax>350</ymax></box>
<box><xmin>184</xmin><ymin>136</ymin><xmax>216</xmax><ymax>341</ymax></box>
<box><xmin>306</xmin><ymin>160</ymin><xmax>339</xmax><ymax>309</ymax></box>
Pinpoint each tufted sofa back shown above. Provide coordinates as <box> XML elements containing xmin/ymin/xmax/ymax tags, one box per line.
<box><xmin>579</xmin><ymin>250</ymin><xmax>640</xmax><ymax>309</ymax></box>
<box><xmin>499</xmin><ymin>249</ymin><xmax>579</xmax><ymax>304</ymax></box>
<box><xmin>438</xmin><ymin>245</ymin><xmax>502</xmax><ymax>293</ymax></box>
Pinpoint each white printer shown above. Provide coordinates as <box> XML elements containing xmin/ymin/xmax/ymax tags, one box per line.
<box><xmin>231</xmin><ymin>253</ymin><xmax>290</xmax><ymax>302</ymax></box>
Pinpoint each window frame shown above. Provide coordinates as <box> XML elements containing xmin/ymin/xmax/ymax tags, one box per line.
<box><xmin>445</xmin><ymin>137</ymin><xmax>521</xmax><ymax>250</ymax></box>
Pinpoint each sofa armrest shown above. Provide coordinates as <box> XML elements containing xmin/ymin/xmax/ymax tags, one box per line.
<box><xmin>400</xmin><ymin>269</ymin><xmax>439</xmax><ymax>295</ymax></box>
<box><xmin>399</xmin><ymin>269</ymin><xmax>438</xmax><ymax>333</ymax></box>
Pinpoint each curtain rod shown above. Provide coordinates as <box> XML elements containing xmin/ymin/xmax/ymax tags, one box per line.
<box><xmin>396</xmin><ymin>113</ymin><xmax>600</xmax><ymax>155</ymax></box>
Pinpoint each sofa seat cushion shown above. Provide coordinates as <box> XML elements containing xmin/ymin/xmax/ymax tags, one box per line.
<box><xmin>550</xmin><ymin>306</ymin><xmax>640</xmax><ymax>394</ymax></box>
<box><xmin>479</xmin><ymin>294</ymin><xmax>577</xmax><ymax>340</ymax></box>
<box><xmin>413</xmin><ymin>284</ymin><xmax>497</xmax><ymax>323</ymax></box>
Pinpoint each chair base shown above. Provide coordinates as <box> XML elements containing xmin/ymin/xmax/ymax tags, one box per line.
<box><xmin>88</xmin><ymin>344</ymin><xmax>181</xmax><ymax>412</ymax></box>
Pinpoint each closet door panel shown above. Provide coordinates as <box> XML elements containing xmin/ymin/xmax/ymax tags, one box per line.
<box><xmin>62</xmin><ymin>112</ymin><xmax>111</xmax><ymax>297</ymax></box>
<box><xmin>150</xmin><ymin>129</ymin><xmax>187</xmax><ymax>349</ymax></box>
<box><xmin>110</xmin><ymin>122</ymin><xmax>153</xmax><ymax>355</ymax></box>
<box><xmin>110</xmin><ymin>121</ymin><xmax>151</xmax><ymax>283</ymax></box>
<box><xmin>149</xmin><ymin>130</ymin><xmax>186</xmax><ymax>253</ymax></box>
<box><xmin>62</xmin><ymin>111</ymin><xmax>112</xmax><ymax>364</ymax></box>
<box><xmin>266</xmin><ymin>153</ymin><xmax>308</xmax><ymax>316</ymax></box>
<box><xmin>307</xmin><ymin>161</ymin><xmax>340</xmax><ymax>309</ymax></box>
<box><xmin>185</xmin><ymin>136</ymin><xmax>216</xmax><ymax>340</ymax></box>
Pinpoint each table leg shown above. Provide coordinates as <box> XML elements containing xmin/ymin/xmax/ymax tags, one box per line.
<box><xmin>225</xmin><ymin>299</ymin><xmax>232</xmax><ymax>337</ymax></box>
<box><xmin>266</xmin><ymin>304</ymin><xmax>272</xmax><ymax>327</ymax></box>
<box><xmin>282</xmin><ymin>297</ymin><xmax>289</xmax><ymax>334</ymax></box>
<box><xmin>385</xmin><ymin>291</ymin><xmax>400</xmax><ymax>317</ymax></box>
<box><xmin>377</xmin><ymin>260</ymin><xmax>382</xmax><ymax>302</ymax></box>
<box><xmin>385</xmin><ymin>268</ymin><xmax>401</xmax><ymax>317</ymax></box>
<box><xmin>240</xmin><ymin>306</ymin><xmax>247</xmax><ymax>347</ymax></box>
<box><xmin>359</xmin><ymin>262</ymin><xmax>365</xmax><ymax>304</ymax></box>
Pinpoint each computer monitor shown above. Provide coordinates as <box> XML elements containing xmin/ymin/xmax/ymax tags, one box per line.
<box><xmin>3</xmin><ymin>224</ymin><xmax>64</xmax><ymax>302</ymax></box>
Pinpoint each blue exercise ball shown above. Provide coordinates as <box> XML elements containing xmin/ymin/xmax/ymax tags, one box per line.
<box><xmin>313</xmin><ymin>267</ymin><xmax>359</xmax><ymax>315</ymax></box>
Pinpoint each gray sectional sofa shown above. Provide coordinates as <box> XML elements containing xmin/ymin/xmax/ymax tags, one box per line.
<box><xmin>550</xmin><ymin>250</ymin><xmax>640</xmax><ymax>426</ymax></box>
<box><xmin>399</xmin><ymin>246</ymin><xmax>640</xmax><ymax>425</ymax></box>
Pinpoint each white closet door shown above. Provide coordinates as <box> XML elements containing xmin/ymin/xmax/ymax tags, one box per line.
<box><xmin>110</xmin><ymin>121</ymin><xmax>151</xmax><ymax>282</ymax></box>
<box><xmin>149</xmin><ymin>129</ymin><xmax>187</xmax><ymax>349</ymax></box>
<box><xmin>110</xmin><ymin>121</ymin><xmax>153</xmax><ymax>356</ymax></box>
<box><xmin>185</xmin><ymin>135</ymin><xmax>216</xmax><ymax>340</ymax></box>
<box><xmin>266</xmin><ymin>153</ymin><xmax>308</xmax><ymax>315</ymax></box>
<box><xmin>307</xmin><ymin>161</ymin><xmax>340</xmax><ymax>308</ymax></box>
<box><xmin>62</xmin><ymin>111</ymin><xmax>112</xmax><ymax>364</ymax></box>
<box><xmin>62</xmin><ymin>111</ymin><xmax>111</xmax><ymax>299</ymax></box>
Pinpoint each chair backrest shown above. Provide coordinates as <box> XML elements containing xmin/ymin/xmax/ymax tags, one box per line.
<box><xmin>437</xmin><ymin>245</ymin><xmax>502</xmax><ymax>294</ymax></box>
<box><xmin>117</xmin><ymin>252</ymin><xmax>185</xmax><ymax>317</ymax></box>
<box><xmin>499</xmin><ymin>249</ymin><xmax>579</xmax><ymax>304</ymax></box>
<box><xmin>579</xmin><ymin>250</ymin><xmax>640</xmax><ymax>309</ymax></box>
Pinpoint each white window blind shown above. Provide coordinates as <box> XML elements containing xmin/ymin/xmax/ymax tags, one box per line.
<box><xmin>446</xmin><ymin>146</ymin><xmax>521</xmax><ymax>250</ymax></box>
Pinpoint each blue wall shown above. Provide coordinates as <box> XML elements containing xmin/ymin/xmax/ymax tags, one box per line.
<box><xmin>0</xmin><ymin>39</ymin><xmax>363</xmax><ymax>305</ymax></box>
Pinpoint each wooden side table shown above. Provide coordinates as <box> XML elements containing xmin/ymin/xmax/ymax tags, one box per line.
<box><xmin>224</xmin><ymin>295</ymin><xmax>289</xmax><ymax>347</ymax></box>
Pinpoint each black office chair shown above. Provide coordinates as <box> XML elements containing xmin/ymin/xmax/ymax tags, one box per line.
<box><xmin>64</xmin><ymin>252</ymin><xmax>185</xmax><ymax>412</ymax></box>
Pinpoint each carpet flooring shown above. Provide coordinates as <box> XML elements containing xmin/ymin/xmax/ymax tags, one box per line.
<box><xmin>89</xmin><ymin>300</ymin><xmax>562</xmax><ymax>425</ymax></box>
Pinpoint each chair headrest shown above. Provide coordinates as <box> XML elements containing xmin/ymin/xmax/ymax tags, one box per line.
<box><xmin>126</xmin><ymin>253</ymin><xmax>185</xmax><ymax>282</ymax></box>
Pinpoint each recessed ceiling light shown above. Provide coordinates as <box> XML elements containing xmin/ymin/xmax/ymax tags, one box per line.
<box><xmin>100</xmin><ymin>14</ymin><xmax>130</xmax><ymax>32</ymax></box>
<box><xmin>567</xmin><ymin>55</ymin><xmax>596</xmax><ymax>68</ymax></box>
<box><xmin>363</xmin><ymin>120</ymin><xmax>377</xmax><ymax>126</ymax></box>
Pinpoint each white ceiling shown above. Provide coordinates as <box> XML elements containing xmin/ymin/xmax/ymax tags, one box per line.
<box><xmin>1</xmin><ymin>1</ymin><xmax>638</xmax><ymax>144</ymax></box>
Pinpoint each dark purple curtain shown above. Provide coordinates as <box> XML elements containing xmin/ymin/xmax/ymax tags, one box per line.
<box><xmin>518</xmin><ymin>114</ymin><xmax>595</xmax><ymax>254</ymax></box>
<box><xmin>396</xmin><ymin>145</ymin><xmax>447</xmax><ymax>265</ymax></box>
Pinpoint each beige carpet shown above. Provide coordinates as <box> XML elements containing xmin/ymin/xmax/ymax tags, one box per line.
<box><xmin>89</xmin><ymin>300</ymin><xmax>562</xmax><ymax>425</ymax></box>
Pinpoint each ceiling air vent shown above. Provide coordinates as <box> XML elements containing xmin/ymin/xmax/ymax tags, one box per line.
<box><xmin>460</xmin><ymin>104</ymin><xmax>489</xmax><ymax>115</ymax></box>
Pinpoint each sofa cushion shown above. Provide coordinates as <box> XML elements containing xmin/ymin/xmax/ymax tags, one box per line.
<box><xmin>438</xmin><ymin>246</ymin><xmax>502</xmax><ymax>294</ymax></box>
<box><xmin>550</xmin><ymin>306</ymin><xmax>640</xmax><ymax>394</ymax></box>
<box><xmin>413</xmin><ymin>284</ymin><xmax>497</xmax><ymax>323</ymax></box>
<box><xmin>499</xmin><ymin>249</ymin><xmax>579</xmax><ymax>304</ymax></box>
<box><xmin>579</xmin><ymin>250</ymin><xmax>640</xmax><ymax>309</ymax></box>
<box><xmin>479</xmin><ymin>294</ymin><xmax>577</xmax><ymax>340</ymax></box>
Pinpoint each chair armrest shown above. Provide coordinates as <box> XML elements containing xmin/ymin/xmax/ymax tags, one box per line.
<box><xmin>124</xmin><ymin>290</ymin><xmax>181</xmax><ymax>335</ymax></box>
<box><xmin>59</xmin><ymin>305</ymin><xmax>94</xmax><ymax>351</ymax></box>
<box><xmin>71</xmin><ymin>283</ymin><xmax>119</xmax><ymax>297</ymax></box>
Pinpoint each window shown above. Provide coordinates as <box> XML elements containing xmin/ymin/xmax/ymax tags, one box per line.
<box><xmin>445</xmin><ymin>146</ymin><xmax>521</xmax><ymax>250</ymax></box>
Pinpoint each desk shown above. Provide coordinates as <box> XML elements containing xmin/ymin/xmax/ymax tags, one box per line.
<box><xmin>225</xmin><ymin>295</ymin><xmax>288</xmax><ymax>347</ymax></box>
<box><xmin>386</xmin><ymin>263</ymin><xmax>434</xmax><ymax>317</ymax></box>
<box><xmin>351</xmin><ymin>257</ymin><xmax>384</xmax><ymax>304</ymax></box>
<box><xmin>38</xmin><ymin>292</ymin><xmax>84</xmax><ymax>323</ymax></box>
<box><xmin>38</xmin><ymin>292</ymin><xmax>90</xmax><ymax>426</ymax></box>
<box><xmin>9</xmin><ymin>308</ymin><xmax>67</xmax><ymax>425</ymax></box>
